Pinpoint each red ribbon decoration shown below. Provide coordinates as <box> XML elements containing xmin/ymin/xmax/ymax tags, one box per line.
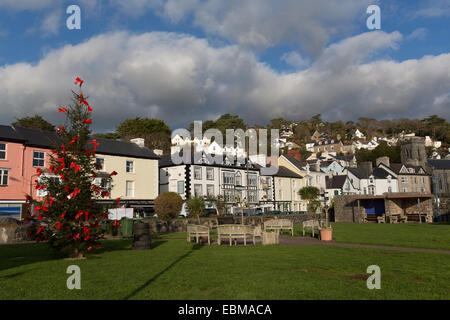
<box><xmin>83</xmin><ymin>119</ymin><xmax>92</xmax><ymax>125</ymax></box>
<box><xmin>74</xmin><ymin>77</ymin><xmax>84</xmax><ymax>87</ymax></box>
<box><xmin>58</xmin><ymin>108</ymin><xmax>68</xmax><ymax>113</ymax></box>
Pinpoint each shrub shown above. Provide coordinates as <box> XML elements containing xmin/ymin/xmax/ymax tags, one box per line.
<box><xmin>154</xmin><ymin>192</ymin><xmax>183</xmax><ymax>220</ymax></box>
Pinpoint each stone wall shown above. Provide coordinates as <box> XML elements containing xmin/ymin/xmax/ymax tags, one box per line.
<box><xmin>0</xmin><ymin>218</ymin><xmax>28</xmax><ymax>244</ymax></box>
<box><xmin>333</xmin><ymin>195</ymin><xmax>364</xmax><ymax>223</ymax></box>
<box><xmin>143</xmin><ymin>213</ymin><xmax>325</xmax><ymax>234</ymax></box>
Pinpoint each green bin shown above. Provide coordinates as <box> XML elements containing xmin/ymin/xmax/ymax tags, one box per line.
<box><xmin>120</xmin><ymin>218</ymin><xmax>134</xmax><ymax>237</ymax></box>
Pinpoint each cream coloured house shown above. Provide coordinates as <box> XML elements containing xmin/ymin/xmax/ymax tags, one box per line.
<box><xmin>93</xmin><ymin>138</ymin><xmax>160</xmax><ymax>214</ymax></box>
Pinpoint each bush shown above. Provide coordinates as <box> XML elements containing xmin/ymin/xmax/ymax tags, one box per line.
<box><xmin>154</xmin><ymin>192</ymin><xmax>183</xmax><ymax>220</ymax></box>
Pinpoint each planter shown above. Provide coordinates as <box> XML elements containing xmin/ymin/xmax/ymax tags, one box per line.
<box><xmin>320</xmin><ymin>228</ymin><xmax>332</xmax><ymax>241</ymax></box>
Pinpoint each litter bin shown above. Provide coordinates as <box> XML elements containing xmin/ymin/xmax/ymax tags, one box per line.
<box><xmin>120</xmin><ymin>218</ymin><xmax>134</xmax><ymax>237</ymax></box>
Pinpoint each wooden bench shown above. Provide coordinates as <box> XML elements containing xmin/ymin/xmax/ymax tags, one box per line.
<box><xmin>302</xmin><ymin>220</ymin><xmax>320</xmax><ymax>237</ymax></box>
<box><xmin>389</xmin><ymin>215</ymin><xmax>399</xmax><ymax>224</ymax></box>
<box><xmin>187</xmin><ymin>224</ymin><xmax>210</xmax><ymax>245</ymax></box>
<box><xmin>264</xmin><ymin>219</ymin><xmax>294</xmax><ymax>236</ymax></box>
<box><xmin>377</xmin><ymin>215</ymin><xmax>386</xmax><ymax>223</ymax></box>
<box><xmin>217</xmin><ymin>224</ymin><xmax>256</xmax><ymax>246</ymax></box>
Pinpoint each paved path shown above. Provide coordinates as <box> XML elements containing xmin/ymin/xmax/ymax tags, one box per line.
<box><xmin>279</xmin><ymin>236</ymin><xmax>450</xmax><ymax>254</ymax></box>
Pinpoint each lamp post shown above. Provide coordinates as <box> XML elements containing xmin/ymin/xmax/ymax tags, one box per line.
<box><xmin>433</xmin><ymin>175</ymin><xmax>441</xmax><ymax>222</ymax></box>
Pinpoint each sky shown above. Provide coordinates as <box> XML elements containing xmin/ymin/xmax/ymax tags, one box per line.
<box><xmin>0</xmin><ymin>0</ymin><xmax>449</xmax><ymax>132</ymax></box>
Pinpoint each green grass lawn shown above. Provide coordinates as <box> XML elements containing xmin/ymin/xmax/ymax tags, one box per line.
<box><xmin>327</xmin><ymin>223</ymin><xmax>450</xmax><ymax>250</ymax></box>
<box><xmin>156</xmin><ymin>223</ymin><xmax>450</xmax><ymax>251</ymax></box>
<box><xmin>1</xmin><ymin>239</ymin><xmax>450</xmax><ymax>300</ymax></box>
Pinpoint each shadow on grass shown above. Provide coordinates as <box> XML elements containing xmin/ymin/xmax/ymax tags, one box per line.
<box><xmin>0</xmin><ymin>239</ymin><xmax>133</xmax><ymax>272</ymax></box>
<box><xmin>123</xmin><ymin>243</ymin><xmax>203</xmax><ymax>300</ymax></box>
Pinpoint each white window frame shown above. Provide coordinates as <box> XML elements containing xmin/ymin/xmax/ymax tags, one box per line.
<box><xmin>126</xmin><ymin>160</ymin><xmax>134</xmax><ymax>173</ymax></box>
<box><xmin>126</xmin><ymin>180</ymin><xmax>135</xmax><ymax>197</ymax></box>
<box><xmin>0</xmin><ymin>143</ymin><xmax>6</xmax><ymax>160</ymax></box>
<box><xmin>194</xmin><ymin>166</ymin><xmax>202</xmax><ymax>180</ymax></box>
<box><xmin>194</xmin><ymin>184</ymin><xmax>202</xmax><ymax>197</ymax></box>
<box><xmin>33</xmin><ymin>151</ymin><xmax>45</xmax><ymax>167</ymax></box>
<box><xmin>177</xmin><ymin>180</ymin><xmax>185</xmax><ymax>195</ymax></box>
<box><xmin>206</xmin><ymin>168</ymin><xmax>214</xmax><ymax>180</ymax></box>
<box><xmin>207</xmin><ymin>184</ymin><xmax>214</xmax><ymax>197</ymax></box>
<box><xmin>37</xmin><ymin>175</ymin><xmax>60</xmax><ymax>197</ymax></box>
<box><xmin>0</xmin><ymin>168</ymin><xmax>9</xmax><ymax>186</ymax></box>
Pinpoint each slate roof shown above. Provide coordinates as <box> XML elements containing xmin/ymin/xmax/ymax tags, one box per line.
<box><xmin>0</xmin><ymin>125</ymin><xmax>159</xmax><ymax>159</ymax></box>
<box><xmin>347</xmin><ymin>167</ymin><xmax>369</xmax><ymax>179</ymax></box>
<box><xmin>0</xmin><ymin>125</ymin><xmax>26</xmax><ymax>143</ymax></box>
<box><xmin>159</xmin><ymin>153</ymin><xmax>260</xmax><ymax>171</ymax></box>
<box><xmin>284</xmin><ymin>156</ymin><xmax>307</xmax><ymax>170</ymax></box>
<box><xmin>273</xmin><ymin>166</ymin><xmax>303</xmax><ymax>179</ymax></box>
<box><xmin>427</xmin><ymin>159</ymin><xmax>450</xmax><ymax>170</ymax></box>
<box><xmin>325</xmin><ymin>175</ymin><xmax>347</xmax><ymax>189</ymax></box>
<box><xmin>389</xmin><ymin>163</ymin><xmax>427</xmax><ymax>175</ymax></box>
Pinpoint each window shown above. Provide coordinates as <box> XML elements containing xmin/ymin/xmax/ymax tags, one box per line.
<box><xmin>33</xmin><ymin>151</ymin><xmax>45</xmax><ymax>167</ymax></box>
<box><xmin>224</xmin><ymin>189</ymin><xmax>234</xmax><ymax>202</ymax></box>
<box><xmin>248</xmin><ymin>174</ymin><xmax>257</xmax><ymax>186</ymax></box>
<box><xmin>194</xmin><ymin>184</ymin><xmax>202</xmax><ymax>197</ymax></box>
<box><xmin>206</xmin><ymin>168</ymin><xmax>214</xmax><ymax>180</ymax></box>
<box><xmin>94</xmin><ymin>177</ymin><xmax>110</xmax><ymax>191</ymax></box>
<box><xmin>0</xmin><ymin>143</ymin><xmax>6</xmax><ymax>159</ymax></box>
<box><xmin>223</xmin><ymin>172</ymin><xmax>235</xmax><ymax>185</ymax></box>
<box><xmin>177</xmin><ymin>181</ymin><xmax>184</xmax><ymax>194</ymax></box>
<box><xmin>410</xmin><ymin>177</ymin><xmax>414</xmax><ymax>184</ymax></box>
<box><xmin>248</xmin><ymin>190</ymin><xmax>257</xmax><ymax>203</ymax></box>
<box><xmin>306</xmin><ymin>177</ymin><xmax>312</xmax><ymax>186</ymax></box>
<box><xmin>402</xmin><ymin>187</ymin><xmax>408</xmax><ymax>193</ymax></box>
<box><xmin>126</xmin><ymin>161</ymin><xmax>134</xmax><ymax>173</ymax></box>
<box><xmin>334</xmin><ymin>190</ymin><xmax>339</xmax><ymax>196</ymax></box>
<box><xmin>388</xmin><ymin>187</ymin><xmax>392</xmax><ymax>193</ymax></box>
<box><xmin>421</xmin><ymin>177</ymin><xmax>425</xmax><ymax>184</ymax></box>
<box><xmin>207</xmin><ymin>184</ymin><xmax>214</xmax><ymax>197</ymax></box>
<box><xmin>401</xmin><ymin>177</ymin><xmax>407</xmax><ymax>183</ymax></box>
<box><xmin>37</xmin><ymin>175</ymin><xmax>60</xmax><ymax>197</ymax></box>
<box><xmin>126</xmin><ymin>181</ymin><xmax>134</xmax><ymax>197</ymax></box>
<box><xmin>368</xmin><ymin>186</ymin><xmax>375</xmax><ymax>195</ymax></box>
<box><xmin>96</xmin><ymin>158</ymin><xmax>105</xmax><ymax>171</ymax></box>
<box><xmin>194</xmin><ymin>167</ymin><xmax>202</xmax><ymax>180</ymax></box>
<box><xmin>0</xmin><ymin>169</ymin><xmax>8</xmax><ymax>186</ymax></box>
<box><xmin>235</xmin><ymin>172</ymin><xmax>242</xmax><ymax>185</ymax></box>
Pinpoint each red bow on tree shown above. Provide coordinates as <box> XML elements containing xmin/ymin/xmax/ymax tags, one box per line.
<box><xmin>116</xmin><ymin>197</ymin><xmax>121</xmax><ymax>208</ymax></box>
<box><xmin>67</xmin><ymin>187</ymin><xmax>81</xmax><ymax>199</ymax></box>
<box><xmin>75</xmin><ymin>77</ymin><xmax>84</xmax><ymax>87</ymax></box>
<box><xmin>87</xmin><ymin>105</ymin><xmax>93</xmax><ymax>111</ymax></box>
<box><xmin>58</xmin><ymin>108</ymin><xmax>68</xmax><ymax>113</ymax></box>
<box><xmin>83</xmin><ymin>118</ymin><xmax>92</xmax><ymax>125</ymax></box>
<box><xmin>110</xmin><ymin>171</ymin><xmax>118</xmax><ymax>176</ymax></box>
<box><xmin>70</xmin><ymin>137</ymin><xmax>79</xmax><ymax>145</ymax></box>
<box><xmin>36</xmin><ymin>168</ymin><xmax>42</xmax><ymax>176</ymax></box>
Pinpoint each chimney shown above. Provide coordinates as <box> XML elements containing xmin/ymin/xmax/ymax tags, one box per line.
<box><xmin>358</xmin><ymin>161</ymin><xmax>373</xmax><ymax>176</ymax></box>
<box><xmin>315</xmin><ymin>160</ymin><xmax>321</xmax><ymax>172</ymax></box>
<box><xmin>153</xmin><ymin>149</ymin><xmax>163</xmax><ymax>156</ymax></box>
<box><xmin>376</xmin><ymin>156</ymin><xmax>390</xmax><ymax>168</ymax></box>
<box><xmin>130</xmin><ymin>138</ymin><xmax>145</xmax><ymax>147</ymax></box>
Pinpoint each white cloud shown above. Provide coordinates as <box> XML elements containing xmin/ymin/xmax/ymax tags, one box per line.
<box><xmin>41</xmin><ymin>9</ymin><xmax>62</xmax><ymax>36</ymax></box>
<box><xmin>406</xmin><ymin>28</ymin><xmax>427</xmax><ymax>41</ymax></box>
<box><xmin>281</xmin><ymin>52</ymin><xmax>310</xmax><ymax>69</ymax></box>
<box><xmin>0</xmin><ymin>30</ymin><xmax>448</xmax><ymax>133</ymax></box>
<box><xmin>111</xmin><ymin>0</ymin><xmax>375</xmax><ymax>56</ymax></box>
<box><xmin>0</xmin><ymin>0</ymin><xmax>55</xmax><ymax>10</ymax></box>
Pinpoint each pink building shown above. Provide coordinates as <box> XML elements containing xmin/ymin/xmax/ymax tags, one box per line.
<box><xmin>0</xmin><ymin>126</ymin><xmax>53</xmax><ymax>219</ymax></box>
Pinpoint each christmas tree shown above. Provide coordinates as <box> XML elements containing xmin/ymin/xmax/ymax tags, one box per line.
<box><xmin>27</xmin><ymin>77</ymin><xmax>118</xmax><ymax>258</ymax></box>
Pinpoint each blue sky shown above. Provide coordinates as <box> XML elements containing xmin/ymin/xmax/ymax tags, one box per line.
<box><xmin>0</xmin><ymin>0</ymin><xmax>449</xmax><ymax>131</ymax></box>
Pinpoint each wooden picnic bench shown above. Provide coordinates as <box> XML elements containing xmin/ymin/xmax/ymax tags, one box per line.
<box><xmin>264</xmin><ymin>219</ymin><xmax>294</xmax><ymax>236</ymax></box>
<box><xmin>217</xmin><ymin>224</ymin><xmax>256</xmax><ymax>246</ymax></box>
<box><xmin>187</xmin><ymin>224</ymin><xmax>210</xmax><ymax>245</ymax></box>
<box><xmin>302</xmin><ymin>220</ymin><xmax>321</xmax><ymax>237</ymax></box>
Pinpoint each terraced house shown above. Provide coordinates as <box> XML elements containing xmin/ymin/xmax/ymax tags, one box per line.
<box><xmin>0</xmin><ymin>125</ymin><xmax>159</xmax><ymax>219</ymax></box>
<box><xmin>159</xmin><ymin>154</ymin><xmax>261</xmax><ymax>214</ymax></box>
